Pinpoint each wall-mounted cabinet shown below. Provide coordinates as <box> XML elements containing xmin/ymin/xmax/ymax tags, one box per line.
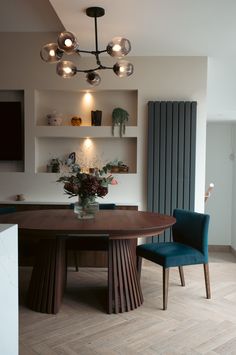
<box><xmin>34</xmin><ymin>89</ymin><xmax>138</xmax><ymax>175</ymax></box>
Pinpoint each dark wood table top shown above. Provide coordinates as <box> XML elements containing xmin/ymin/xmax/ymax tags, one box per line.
<box><xmin>0</xmin><ymin>209</ymin><xmax>176</xmax><ymax>239</ymax></box>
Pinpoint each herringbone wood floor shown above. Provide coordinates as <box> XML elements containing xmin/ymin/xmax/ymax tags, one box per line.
<box><xmin>19</xmin><ymin>252</ymin><xmax>236</xmax><ymax>355</ymax></box>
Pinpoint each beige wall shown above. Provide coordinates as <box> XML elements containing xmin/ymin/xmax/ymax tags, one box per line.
<box><xmin>0</xmin><ymin>33</ymin><xmax>207</xmax><ymax>211</ymax></box>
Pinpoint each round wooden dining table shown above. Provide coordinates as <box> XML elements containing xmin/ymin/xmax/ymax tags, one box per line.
<box><xmin>0</xmin><ymin>209</ymin><xmax>175</xmax><ymax>314</ymax></box>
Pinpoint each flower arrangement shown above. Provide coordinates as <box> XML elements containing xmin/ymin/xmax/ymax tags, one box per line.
<box><xmin>57</xmin><ymin>167</ymin><xmax>117</xmax><ymax>207</ymax></box>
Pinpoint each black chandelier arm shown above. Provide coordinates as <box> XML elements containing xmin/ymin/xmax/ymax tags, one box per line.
<box><xmin>74</xmin><ymin>49</ymin><xmax>109</xmax><ymax>68</ymax></box>
<box><xmin>76</xmin><ymin>49</ymin><xmax>107</xmax><ymax>55</ymax></box>
<box><xmin>75</xmin><ymin>49</ymin><xmax>93</xmax><ymax>54</ymax></box>
<box><xmin>75</xmin><ymin>65</ymin><xmax>113</xmax><ymax>73</ymax></box>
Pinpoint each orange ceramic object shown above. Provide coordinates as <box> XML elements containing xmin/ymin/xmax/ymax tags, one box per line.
<box><xmin>71</xmin><ymin>116</ymin><xmax>82</xmax><ymax>126</ymax></box>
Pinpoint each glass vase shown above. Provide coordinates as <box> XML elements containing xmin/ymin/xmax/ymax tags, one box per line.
<box><xmin>74</xmin><ymin>198</ymin><xmax>99</xmax><ymax>219</ymax></box>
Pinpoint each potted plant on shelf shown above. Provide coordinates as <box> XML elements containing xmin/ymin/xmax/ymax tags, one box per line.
<box><xmin>47</xmin><ymin>158</ymin><xmax>61</xmax><ymax>173</ymax></box>
<box><xmin>102</xmin><ymin>159</ymin><xmax>129</xmax><ymax>173</ymax></box>
<box><xmin>112</xmin><ymin>107</ymin><xmax>129</xmax><ymax>137</ymax></box>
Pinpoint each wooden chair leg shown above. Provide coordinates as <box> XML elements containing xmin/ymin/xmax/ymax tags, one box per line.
<box><xmin>203</xmin><ymin>263</ymin><xmax>211</xmax><ymax>299</ymax></box>
<box><xmin>137</xmin><ymin>256</ymin><xmax>142</xmax><ymax>280</ymax></box>
<box><xmin>73</xmin><ymin>250</ymin><xmax>79</xmax><ymax>272</ymax></box>
<box><xmin>163</xmin><ymin>267</ymin><xmax>169</xmax><ymax>310</ymax></box>
<box><xmin>178</xmin><ymin>266</ymin><xmax>185</xmax><ymax>286</ymax></box>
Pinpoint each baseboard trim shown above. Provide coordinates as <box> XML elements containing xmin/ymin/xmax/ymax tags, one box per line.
<box><xmin>209</xmin><ymin>245</ymin><xmax>236</xmax><ymax>258</ymax></box>
<box><xmin>230</xmin><ymin>246</ymin><xmax>236</xmax><ymax>258</ymax></box>
<box><xmin>208</xmin><ymin>245</ymin><xmax>231</xmax><ymax>252</ymax></box>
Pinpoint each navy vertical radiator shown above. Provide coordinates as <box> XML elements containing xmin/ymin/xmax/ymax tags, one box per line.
<box><xmin>147</xmin><ymin>101</ymin><xmax>197</xmax><ymax>242</ymax></box>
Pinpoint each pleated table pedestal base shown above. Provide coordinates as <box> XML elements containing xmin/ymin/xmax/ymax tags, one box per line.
<box><xmin>27</xmin><ymin>238</ymin><xmax>66</xmax><ymax>314</ymax></box>
<box><xmin>108</xmin><ymin>239</ymin><xmax>143</xmax><ymax>314</ymax></box>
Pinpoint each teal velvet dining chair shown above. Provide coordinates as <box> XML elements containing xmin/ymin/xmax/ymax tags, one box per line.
<box><xmin>137</xmin><ymin>208</ymin><xmax>211</xmax><ymax>310</ymax></box>
<box><xmin>68</xmin><ymin>203</ymin><xmax>116</xmax><ymax>271</ymax></box>
<box><xmin>0</xmin><ymin>206</ymin><xmax>17</xmax><ymax>214</ymax></box>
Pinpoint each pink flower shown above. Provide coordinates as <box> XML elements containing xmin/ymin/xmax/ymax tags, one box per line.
<box><xmin>111</xmin><ymin>178</ymin><xmax>118</xmax><ymax>185</ymax></box>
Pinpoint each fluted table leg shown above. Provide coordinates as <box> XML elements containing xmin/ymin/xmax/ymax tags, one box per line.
<box><xmin>108</xmin><ymin>238</ymin><xmax>143</xmax><ymax>314</ymax></box>
<box><xmin>27</xmin><ymin>238</ymin><xmax>66</xmax><ymax>314</ymax></box>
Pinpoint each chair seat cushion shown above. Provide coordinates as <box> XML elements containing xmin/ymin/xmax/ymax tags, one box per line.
<box><xmin>137</xmin><ymin>242</ymin><xmax>206</xmax><ymax>268</ymax></box>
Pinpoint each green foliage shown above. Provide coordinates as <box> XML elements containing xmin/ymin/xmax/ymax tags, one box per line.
<box><xmin>112</xmin><ymin>108</ymin><xmax>129</xmax><ymax>137</ymax></box>
<box><xmin>100</xmin><ymin>160</ymin><xmax>124</xmax><ymax>174</ymax></box>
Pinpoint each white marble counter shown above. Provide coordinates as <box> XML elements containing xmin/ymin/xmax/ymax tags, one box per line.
<box><xmin>0</xmin><ymin>224</ymin><xmax>18</xmax><ymax>355</ymax></box>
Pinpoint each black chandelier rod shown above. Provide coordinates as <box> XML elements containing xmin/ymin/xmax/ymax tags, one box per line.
<box><xmin>94</xmin><ymin>15</ymin><xmax>100</xmax><ymax>63</ymax></box>
<box><xmin>74</xmin><ymin>11</ymin><xmax>112</xmax><ymax>71</ymax></box>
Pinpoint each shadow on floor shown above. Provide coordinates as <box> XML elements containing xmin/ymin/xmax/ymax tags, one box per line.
<box><xmin>19</xmin><ymin>267</ymin><xmax>108</xmax><ymax>313</ymax></box>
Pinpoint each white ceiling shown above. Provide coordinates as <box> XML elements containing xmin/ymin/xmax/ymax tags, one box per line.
<box><xmin>50</xmin><ymin>0</ymin><xmax>236</xmax><ymax>56</ymax></box>
<box><xmin>1</xmin><ymin>0</ymin><xmax>236</xmax><ymax>56</ymax></box>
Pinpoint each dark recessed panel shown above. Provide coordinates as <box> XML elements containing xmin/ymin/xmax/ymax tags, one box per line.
<box><xmin>0</xmin><ymin>102</ymin><xmax>24</xmax><ymax>161</ymax></box>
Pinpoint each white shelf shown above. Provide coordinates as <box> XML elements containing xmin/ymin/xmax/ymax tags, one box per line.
<box><xmin>35</xmin><ymin>89</ymin><xmax>138</xmax><ymax>126</ymax></box>
<box><xmin>34</xmin><ymin>126</ymin><xmax>138</xmax><ymax>138</ymax></box>
<box><xmin>36</xmin><ymin>172</ymin><xmax>136</xmax><ymax>176</ymax></box>
<box><xmin>34</xmin><ymin>89</ymin><xmax>138</xmax><ymax>175</ymax></box>
<box><xmin>35</xmin><ymin>137</ymin><xmax>137</xmax><ymax>173</ymax></box>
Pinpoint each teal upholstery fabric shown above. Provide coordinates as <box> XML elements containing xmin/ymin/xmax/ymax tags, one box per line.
<box><xmin>137</xmin><ymin>209</ymin><xmax>210</xmax><ymax>268</ymax></box>
<box><xmin>172</xmin><ymin>209</ymin><xmax>210</xmax><ymax>261</ymax></box>
<box><xmin>137</xmin><ymin>242</ymin><xmax>206</xmax><ymax>268</ymax></box>
<box><xmin>99</xmin><ymin>203</ymin><xmax>116</xmax><ymax>210</ymax></box>
<box><xmin>0</xmin><ymin>206</ymin><xmax>16</xmax><ymax>214</ymax></box>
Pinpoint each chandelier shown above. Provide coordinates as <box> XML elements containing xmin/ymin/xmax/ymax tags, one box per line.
<box><xmin>40</xmin><ymin>6</ymin><xmax>134</xmax><ymax>86</ymax></box>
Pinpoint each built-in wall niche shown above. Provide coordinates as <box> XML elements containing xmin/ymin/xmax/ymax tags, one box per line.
<box><xmin>35</xmin><ymin>89</ymin><xmax>137</xmax><ymax>126</ymax></box>
<box><xmin>35</xmin><ymin>137</ymin><xmax>137</xmax><ymax>174</ymax></box>
<box><xmin>0</xmin><ymin>90</ymin><xmax>24</xmax><ymax>172</ymax></box>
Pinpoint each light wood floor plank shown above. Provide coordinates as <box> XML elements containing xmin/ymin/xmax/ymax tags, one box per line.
<box><xmin>19</xmin><ymin>252</ymin><xmax>236</xmax><ymax>355</ymax></box>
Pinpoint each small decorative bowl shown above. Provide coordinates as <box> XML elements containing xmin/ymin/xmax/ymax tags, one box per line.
<box><xmin>71</xmin><ymin>116</ymin><xmax>82</xmax><ymax>126</ymax></box>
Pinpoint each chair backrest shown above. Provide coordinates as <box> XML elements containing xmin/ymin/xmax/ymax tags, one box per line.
<box><xmin>173</xmin><ymin>209</ymin><xmax>210</xmax><ymax>259</ymax></box>
<box><xmin>99</xmin><ymin>203</ymin><xmax>116</xmax><ymax>210</ymax></box>
<box><xmin>0</xmin><ymin>206</ymin><xmax>17</xmax><ymax>214</ymax></box>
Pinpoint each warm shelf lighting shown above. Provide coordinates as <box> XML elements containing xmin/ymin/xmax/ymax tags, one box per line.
<box><xmin>40</xmin><ymin>6</ymin><xmax>134</xmax><ymax>87</ymax></box>
<box><xmin>84</xmin><ymin>138</ymin><xmax>93</xmax><ymax>149</ymax></box>
<box><xmin>84</xmin><ymin>92</ymin><xmax>92</xmax><ymax>103</ymax></box>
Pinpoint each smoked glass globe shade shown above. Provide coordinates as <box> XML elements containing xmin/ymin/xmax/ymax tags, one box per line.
<box><xmin>86</xmin><ymin>72</ymin><xmax>101</xmax><ymax>86</ymax></box>
<box><xmin>113</xmin><ymin>60</ymin><xmax>134</xmax><ymax>77</ymax></box>
<box><xmin>57</xmin><ymin>31</ymin><xmax>79</xmax><ymax>54</ymax></box>
<box><xmin>56</xmin><ymin>61</ymin><xmax>77</xmax><ymax>78</ymax></box>
<box><xmin>107</xmin><ymin>37</ymin><xmax>131</xmax><ymax>58</ymax></box>
<box><xmin>40</xmin><ymin>43</ymin><xmax>63</xmax><ymax>63</ymax></box>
